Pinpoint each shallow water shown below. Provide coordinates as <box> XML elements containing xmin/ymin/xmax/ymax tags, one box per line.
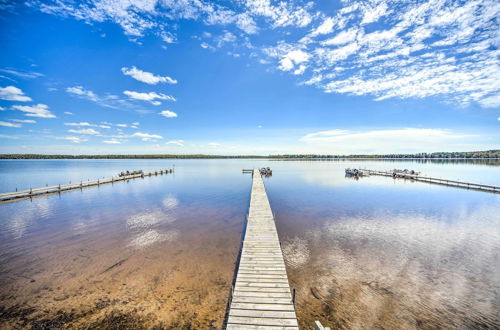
<box><xmin>0</xmin><ymin>159</ymin><xmax>499</xmax><ymax>328</ymax></box>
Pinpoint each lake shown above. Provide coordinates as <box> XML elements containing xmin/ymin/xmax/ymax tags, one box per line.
<box><xmin>0</xmin><ymin>159</ymin><xmax>499</xmax><ymax>329</ymax></box>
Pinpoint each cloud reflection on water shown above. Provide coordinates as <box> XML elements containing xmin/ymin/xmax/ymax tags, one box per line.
<box><xmin>127</xmin><ymin>210</ymin><xmax>176</xmax><ymax>230</ymax></box>
<box><xmin>127</xmin><ymin>195</ymin><xmax>181</xmax><ymax>249</ymax></box>
<box><xmin>128</xmin><ymin>229</ymin><xmax>179</xmax><ymax>249</ymax></box>
<box><xmin>3</xmin><ymin>198</ymin><xmax>52</xmax><ymax>239</ymax></box>
<box><xmin>162</xmin><ymin>194</ymin><xmax>179</xmax><ymax>210</ymax></box>
<box><xmin>284</xmin><ymin>204</ymin><xmax>500</xmax><ymax>327</ymax></box>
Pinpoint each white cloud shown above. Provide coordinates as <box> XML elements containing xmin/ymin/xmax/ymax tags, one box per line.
<box><xmin>244</xmin><ymin>0</ymin><xmax>314</xmax><ymax>28</ymax></box>
<box><xmin>0</xmin><ymin>121</ymin><xmax>22</xmax><ymax>128</ymax></box>
<box><xmin>207</xmin><ymin>142</ymin><xmax>220</xmax><ymax>147</ymax></box>
<box><xmin>65</xmin><ymin>86</ymin><xmax>131</xmax><ymax>109</ymax></box>
<box><xmin>0</xmin><ymin>134</ymin><xmax>19</xmax><ymax>139</ymax></box>
<box><xmin>315</xmin><ymin>42</ymin><xmax>360</xmax><ymax>64</ymax></box>
<box><xmin>12</xmin><ymin>104</ymin><xmax>56</xmax><ymax>118</ymax></box>
<box><xmin>236</xmin><ymin>12</ymin><xmax>257</xmax><ymax>34</ymax></box>
<box><xmin>264</xmin><ymin>0</ymin><xmax>500</xmax><ymax>108</ymax></box>
<box><xmin>159</xmin><ymin>110</ymin><xmax>178</xmax><ymax>118</ymax></box>
<box><xmin>30</xmin><ymin>0</ymin><xmax>500</xmax><ymax>108</ymax></box>
<box><xmin>360</xmin><ymin>2</ymin><xmax>389</xmax><ymax>25</ymax></box>
<box><xmin>133</xmin><ymin>132</ymin><xmax>163</xmax><ymax>141</ymax></box>
<box><xmin>64</xmin><ymin>122</ymin><xmax>96</xmax><ymax>127</ymax></box>
<box><xmin>167</xmin><ymin>139</ymin><xmax>184</xmax><ymax>146</ymax></box>
<box><xmin>63</xmin><ymin>111</ymin><xmax>73</xmax><ymax>115</ymax></box>
<box><xmin>121</xmin><ymin>66</ymin><xmax>177</xmax><ymax>85</ymax></box>
<box><xmin>300</xmin><ymin>128</ymin><xmax>479</xmax><ymax>154</ymax></box>
<box><xmin>279</xmin><ymin>50</ymin><xmax>310</xmax><ymax>71</ymax></box>
<box><xmin>103</xmin><ymin>139</ymin><xmax>121</xmax><ymax>144</ymax></box>
<box><xmin>67</xmin><ymin>128</ymin><xmax>100</xmax><ymax>135</ymax></box>
<box><xmin>479</xmin><ymin>94</ymin><xmax>500</xmax><ymax>108</ymax></box>
<box><xmin>35</xmin><ymin>0</ymin><xmax>315</xmax><ymax>41</ymax></box>
<box><xmin>124</xmin><ymin>90</ymin><xmax>176</xmax><ymax>105</ymax></box>
<box><xmin>66</xmin><ymin>86</ymin><xmax>98</xmax><ymax>102</ymax></box>
<box><xmin>293</xmin><ymin>64</ymin><xmax>307</xmax><ymax>75</ymax></box>
<box><xmin>310</xmin><ymin>17</ymin><xmax>335</xmax><ymax>36</ymax></box>
<box><xmin>56</xmin><ymin>136</ymin><xmax>87</xmax><ymax>143</ymax></box>
<box><xmin>0</xmin><ymin>68</ymin><xmax>44</xmax><ymax>79</ymax></box>
<box><xmin>99</xmin><ymin>125</ymin><xmax>111</xmax><ymax>129</ymax></box>
<box><xmin>321</xmin><ymin>29</ymin><xmax>359</xmax><ymax>46</ymax></box>
<box><xmin>200</xmin><ymin>42</ymin><xmax>212</xmax><ymax>49</ymax></box>
<box><xmin>116</xmin><ymin>123</ymin><xmax>128</xmax><ymax>127</ymax></box>
<box><xmin>0</xmin><ymin>86</ymin><xmax>32</xmax><ymax>102</ymax></box>
<box><xmin>11</xmin><ymin>119</ymin><xmax>36</xmax><ymax>124</ymax></box>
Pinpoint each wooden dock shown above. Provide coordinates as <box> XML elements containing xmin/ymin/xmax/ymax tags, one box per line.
<box><xmin>0</xmin><ymin>169</ymin><xmax>173</xmax><ymax>202</ymax></box>
<box><xmin>362</xmin><ymin>169</ymin><xmax>499</xmax><ymax>193</ymax></box>
<box><xmin>226</xmin><ymin>169</ymin><xmax>298</xmax><ymax>329</ymax></box>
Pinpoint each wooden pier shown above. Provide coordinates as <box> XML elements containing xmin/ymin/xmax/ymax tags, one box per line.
<box><xmin>0</xmin><ymin>169</ymin><xmax>173</xmax><ymax>202</ymax></box>
<box><xmin>226</xmin><ymin>169</ymin><xmax>298</xmax><ymax>329</ymax></box>
<box><xmin>362</xmin><ymin>169</ymin><xmax>499</xmax><ymax>193</ymax></box>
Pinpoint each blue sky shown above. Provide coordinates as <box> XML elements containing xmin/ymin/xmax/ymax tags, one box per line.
<box><xmin>0</xmin><ymin>0</ymin><xmax>498</xmax><ymax>155</ymax></box>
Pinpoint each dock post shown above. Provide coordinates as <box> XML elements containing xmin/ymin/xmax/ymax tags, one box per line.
<box><xmin>30</xmin><ymin>188</ymin><xmax>32</xmax><ymax>195</ymax></box>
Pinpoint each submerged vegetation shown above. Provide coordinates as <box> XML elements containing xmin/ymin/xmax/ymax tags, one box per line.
<box><xmin>0</xmin><ymin>150</ymin><xmax>499</xmax><ymax>159</ymax></box>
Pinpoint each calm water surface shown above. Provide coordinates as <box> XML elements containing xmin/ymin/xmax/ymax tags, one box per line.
<box><xmin>0</xmin><ymin>159</ymin><xmax>499</xmax><ymax>329</ymax></box>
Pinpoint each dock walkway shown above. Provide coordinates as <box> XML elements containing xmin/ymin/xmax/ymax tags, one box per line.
<box><xmin>226</xmin><ymin>169</ymin><xmax>298</xmax><ymax>329</ymax></box>
<box><xmin>0</xmin><ymin>169</ymin><xmax>173</xmax><ymax>202</ymax></box>
<box><xmin>362</xmin><ymin>169</ymin><xmax>499</xmax><ymax>193</ymax></box>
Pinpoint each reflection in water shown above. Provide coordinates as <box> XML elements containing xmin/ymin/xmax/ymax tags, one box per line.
<box><xmin>126</xmin><ymin>210</ymin><xmax>175</xmax><ymax>230</ymax></box>
<box><xmin>0</xmin><ymin>167</ymin><xmax>247</xmax><ymax>328</ymax></box>
<box><xmin>282</xmin><ymin>237</ymin><xmax>310</xmax><ymax>268</ymax></box>
<box><xmin>162</xmin><ymin>194</ymin><xmax>179</xmax><ymax>210</ymax></box>
<box><xmin>282</xmin><ymin>207</ymin><xmax>500</xmax><ymax>329</ymax></box>
<box><xmin>4</xmin><ymin>198</ymin><xmax>52</xmax><ymax>239</ymax></box>
<box><xmin>126</xmin><ymin>198</ymin><xmax>180</xmax><ymax>249</ymax></box>
<box><xmin>0</xmin><ymin>159</ymin><xmax>499</xmax><ymax>328</ymax></box>
<box><xmin>128</xmin><ymin>229</ymin><xmax>179</xmax><ymax>249</ymax></box>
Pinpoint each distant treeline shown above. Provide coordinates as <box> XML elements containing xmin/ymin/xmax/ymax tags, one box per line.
<box><xmin>274</xmin><ymin>150</ymin><xmax>500</xmax><ymax>159</ymax></box>
<box><xmin>1</xmin><ymin>150</ymin><xmax>499</xmax><ymax>159</ymax></box>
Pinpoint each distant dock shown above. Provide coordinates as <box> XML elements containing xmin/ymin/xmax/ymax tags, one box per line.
<box><xmin>225</xmin><ymin>168</ymin><xmax>298</xmax><ymax>329</ymax></box>
<box><xmin>0</xmin><ymin>169</ymin><xmax>173</xmax><ymax>202</ymax></box>
<box><xmin>358</xmin><ymin>169</ymin><xmax>499</xmax><ymax>194</ymax></box>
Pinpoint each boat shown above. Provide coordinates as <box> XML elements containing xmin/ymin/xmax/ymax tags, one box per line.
<box><xmin>260</xmin><ymin>167</ymin><xmax>272</xmax><ymax>176</ymax></box>
<box><xmin>118</xmin><ymin>169</ymin><xmax>144</xmax><ymax>177</ymax></box>
<box><xmin>392</xmin><ymin>169</ymin><xmax>420</xmax><ymax>178</ymax></box>
<box><xmin>345</xmin><ymin>168</ymin><xmax>368</xmax><ymax>177</ymax></box>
